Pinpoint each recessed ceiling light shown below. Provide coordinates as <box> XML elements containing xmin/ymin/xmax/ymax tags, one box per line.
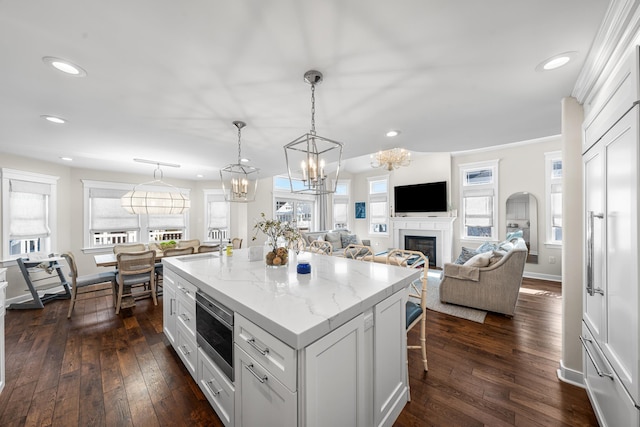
<box><xmin>42</xmin><ymin>56</ymin><xmax>87</xmax><ymax>77</ymax></box>
<box><xmin>41</xmin><ymin>115</ymin><xmax>66</xmax><ymax>124</ymax></box>
<box><xmin>536</xmin><ymin>52</ymin><xmax>577</xmax><ymax>72</ymax></box>
<box><xmin>60</xmin><ymin>157</ymin><xmax>73</xmax><ymax>161</ymax></box>
<box><xmin>386</xmin><ymin>130</ymin><xmax>400</xmax><ymax>137</ymax></box>
<box><xmin>196</xmin><ymin>174</ymin><xmax>204</xmax><ymax>178</ymax></box>
<box><xmin>241</xmin><ymin>158</ymin><xmax>250</xmax><ymax>163</ymax></box>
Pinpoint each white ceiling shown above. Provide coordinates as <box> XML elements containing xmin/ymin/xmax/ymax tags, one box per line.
<box><xmin>0</xmin><ymin>1</ymin><xmax>609</xmax><ymax>180</ymax></box>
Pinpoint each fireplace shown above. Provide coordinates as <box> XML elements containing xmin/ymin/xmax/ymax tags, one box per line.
<box><xmin>404</xmin><ymin>235</ymin><xmax>436</xmax><ymax>267</ymax></box>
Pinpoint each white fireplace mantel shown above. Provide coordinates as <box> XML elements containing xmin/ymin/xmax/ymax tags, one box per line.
<box><xmin>390</xmin><ymin>216</ymin><xmax>457</xmax><ymax>268</ymax></box>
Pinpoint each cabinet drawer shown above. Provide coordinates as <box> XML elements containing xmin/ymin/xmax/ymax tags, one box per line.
<box><xmin>235</xmin><ymin>313</ymin><xmax>297</xmax><ymax>392</ymax></box>
<box><xmin>582</xmin><ymin>324</ymin><xmax>639</xmax><ymax>427</ymax></box>
<box><xmin>176</xmin><ymin>279</ymin><xmax>197</xmax><ymax>308</ymax></box>
<box><xmin>235</xmin><ymin>346</ymin><xmax>297</xmax><ymax>427</ymax></box>
<box><xmin>176</xmin><ymin>320</ymin><xmax>197</xmax><ymax>378</ymax></box>
<box><xmin>198</xmin><ymin>348</ymin><xmax>234</xmax><ymax>427</ymax></box>
<box><xmin>176</xmin><ymin>296</ymin><xmax>196</xmax><ymax>336</ymax></box>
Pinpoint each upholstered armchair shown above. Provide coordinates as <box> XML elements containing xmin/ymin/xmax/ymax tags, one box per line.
<box><xmin>439</xmin><ymin>238</ymin><xmax>528</xmax><ymax>317</ymax></box>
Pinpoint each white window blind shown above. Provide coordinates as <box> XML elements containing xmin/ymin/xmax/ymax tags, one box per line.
<box><xmin>550</xmin><ymin>183</ymin><xmax>562</xmax><ymax>227</ymax></box>
<box><xmin>89</xmin><ymin>188</ymin><xmax>139</xmax><ymax>231</ymax></box>
<box><xmin>9</xmin><ymin>191</ymin><xmax>49</xmax><ymax>238</ymax></box>
<box><xmin>206</xmin><ymin>193</ymin><xmax>229</xmax><ymax>230</ymax></box>
<box><xmin>463</xmin><ymin>190</ymin><xmax>494</xmax><ymax>227</ymax></box>
<box><xmin>333</xmin><ymin>200</ymin><xmax>347</xmax><ymax>224</ymax></box>
<box><xmin>148</xmin><ymin>214</ymin><xmax>185</xmax><ymax>229</ymax></box>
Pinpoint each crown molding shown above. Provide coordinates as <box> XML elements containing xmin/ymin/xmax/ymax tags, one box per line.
<box><xmin>573</xmin><ymin>0</ymin><xmax>640</xmax><ymax>104</ymax></box>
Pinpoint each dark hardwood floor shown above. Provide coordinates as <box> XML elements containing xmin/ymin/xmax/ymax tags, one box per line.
<box><xmin>0</xmin><ymin>277</ymin><xmax>597</xmax><ymax>426</ymax></box>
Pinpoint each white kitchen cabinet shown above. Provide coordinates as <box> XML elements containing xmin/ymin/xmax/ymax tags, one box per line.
<box><xmin>235</xmin><ymin>346</ymin><xmax>297</xmax><ymax>427</ymax></box>
<box><xmin>303</xmin><ymin>313</ymin><xmax>365</xmax><ymax>427</ymax></box>
<box><xmin>162</xmin><ymin>270</ymin><xmax>177</xmax><ymax>346</ymax></box>
<box><xmin>198</xmin><ymin>347</ymin><xmax>235</xmax><ymax>427</ymax></box>
<box><xmin>582</xmin><ymin>46</ymin><xmax>640</xmax><ymax>425</ymax></box>
<box><xmin>373</xmin><ymin>290</ymin><xmax>408</xmax><ymax>427</ymax></box>
<box><xmin>163</xmin><ymin>268</ymin><xmax>198</xmax><ymax>377</ymax></box>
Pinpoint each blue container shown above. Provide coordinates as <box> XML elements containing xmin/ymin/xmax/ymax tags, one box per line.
<box><xmin>297</xmin><ymin>262</ymin><xmax>311</xmax><ymax>274</ymax></box>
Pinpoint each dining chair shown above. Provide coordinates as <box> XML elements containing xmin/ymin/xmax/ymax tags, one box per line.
<box><xmin>113</xmin><ymin>243</ymin><xmax>145</xmax><ymax>254</ymax></box>
<box><xmin>197</xmin><ymin>244</ymin><xmax>219</xmax><ymax>253</ymax></box>
<box><xmin>62</xmin><ymin>252</ymin><xmax>117</xmax><ymax>318</ymax></box>
<box><xmin>231</xmin><ymin>238</ymin><xmax>243</xmax><ymax>249</ymax></box>
<box><xmin>155</xmin><ymin>247</ymin><xmax>194</xmax><ymax>294</ymax></box>
<box><xmin>115</xmin><ymin>250</ymin><xmax>156</xmax><ymax>314</ymax></box>
<box><xmin>163</xmin><ymin>247</ymin><xmax>194</xmax><ymax>257</ymax></box>
<box><xmin>342</xmin><ymin>244</ymin><xmax>373</xmax><ymax>261</ymax></box>
<box><xmin>387</xmin><ymin>249</ymin><xmax>428</xmax><ymax>372</ymax></box>
<box><xmin>308</xmin><ymin>240</ymin><xmax>333</xmax><ymax>255</ymax></box>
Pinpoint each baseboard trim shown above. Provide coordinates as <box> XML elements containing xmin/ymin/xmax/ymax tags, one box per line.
<box><xmin>523</xmin><ymin>271</ymin><xmax>562</xmax><ymax>282</ymax></box>
<box><xmin>557</xmin><ymin>359</ymin><xmax>585</xmax><ymax>388</ymax></box>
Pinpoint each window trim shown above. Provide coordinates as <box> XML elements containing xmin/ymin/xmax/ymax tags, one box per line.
<box><xmin>367</xmin><ymin>175</ymin><xmax>389</xmax><ymax>236</ymax></box>
<box><xmin>2</xmin><ymin>168</ymin><xmax>59</xmax><ymax>262</ymax></box>
<box><xmin>203</xmin><ymin>189</ymin><xmax>230</xmax><ymax>243</ymax></box>
<box><xmin>332</xmin><ymin>179</ymin><xmax>351</xmax><ymax>230</ymax></box>
<box><xmin>459</xmin><ymin>160</ymin><xmax>499</xmax><ymax>241</ymax></box>
<box><xmin>82</xmin><ymin>180</ymin><xmax>190</xmax><ymax>252</ymax></box>
<box><xmin>545</xmin><ymin>151</ymin><xmax>562</xmax><ymax>247</ymax></box>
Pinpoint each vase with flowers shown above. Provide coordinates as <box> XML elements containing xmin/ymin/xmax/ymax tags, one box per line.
<box><xmin>252</xmin><ymin>212</ymin><xmax>302</xmax><ymax>267</ymax></box>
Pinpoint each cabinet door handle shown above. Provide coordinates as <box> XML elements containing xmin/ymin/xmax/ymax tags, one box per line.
<box><xmin>579</xmin><ymin>335</ymin><xmax>614</xmax><ymax>380</ymax></box>
<box><xmin>245</xmin><ymin>363</ymin><xmax>268</xmax><ymax>383</ymax></box>
<box><xmin>170</xmin><ymin>298</ymin><xmax>175</xmax><ymax>316</ymax></box>
<box><xmin>179</xmin><ymin>313</ymin><xmax>190</xmax><ymax>322</ymax></box>
<box><xmin>179</xmin><ymin>345</ymin><xmax>191</xmax><ymax>356</ymax></box>
<box><xmin>247</xmin><ymin>338</ymin><xmax>269</xmax><ymax>356</ymax></box>
<box><xmin>178</xmin><ymin>286</ymin><xmax>190</xmax><ymax>295</ymax></box>
<box><xmin>586</xmin><ymin>211</ymin><xmax>604</xmax><ymax>296</ymax></box>
<box><xmin>206</xmin><ymin>380</ymin><xmax>222</xmax><ymax>396</ymax></box>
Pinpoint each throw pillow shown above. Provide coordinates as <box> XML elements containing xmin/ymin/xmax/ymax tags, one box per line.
<box><xmin>498</xmin><ymin>241</ymin><xmax>515</xmax><ymax>251</ymax></box>
<box><xmin>340</xmin><ymin>234</ymin><xmax>358</xmax><ymax>248</ymax></box>
<box><xmin>463</xmin><ymin>251</ymin><xmax>492</xmax><ymax>268</ymax></box>
<box><xmin>506</xmin><ymin>230</ymin><xmax>523</xmax><ymax>241</ymax></box>
<box><xmin>488</xmin><ymin>250</ymin><xmax>505</xmax><ymax>266</ymax></box>
<box><xmin>476</xmin><ymin>241</ymin><xmax>498</xmax><ymax>253</ymax></box>
<box><xmin>325</xmin><ymin>231</ymin><xmax>342</xmax><ymax>249</ymax></box>
<box><xmin>454</xmin><ymin>247</ymin><xmax>476</xmax><ymax>265</ymax></box>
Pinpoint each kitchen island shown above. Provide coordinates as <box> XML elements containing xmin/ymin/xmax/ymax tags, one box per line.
<box><xmin>162</xmin><ymin>249</ymin><xmax>421</xmax><ymax>427</ymax></box>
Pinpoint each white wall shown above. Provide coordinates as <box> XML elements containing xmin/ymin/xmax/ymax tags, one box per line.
<box><xmin>451</xmin><ymin>137</ymin><xmax>563</xmax><ymax>280</ymax></box>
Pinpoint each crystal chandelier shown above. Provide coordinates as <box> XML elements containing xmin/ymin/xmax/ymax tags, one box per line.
<box><xmin>370</xmin><ymin>148</ymin><xmax>411</xmax><ymax>171</ymax></box>
<box><xmin>284</xmin><ymin>70</ymin><xmax>343</xmax><ymax>195</ymax></box>
<box><xmin>220</xmin><ymin>121</ymin><xmax>259</xmax><ymax>202</ymax></box>
<box><xmin>121</xmin><ymin>159</ymin><xmax>190</xmax><ymax>215</ymax></box>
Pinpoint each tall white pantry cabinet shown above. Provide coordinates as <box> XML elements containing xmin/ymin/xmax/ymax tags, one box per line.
<box><xmin>582</xmin><ymin>46</ymin><xmax>640</xmax><ymax>426</ymax></box>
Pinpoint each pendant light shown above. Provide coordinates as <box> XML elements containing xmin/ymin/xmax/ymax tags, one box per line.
<box><xmin>284</xmin><ymin>70</ymin><xmax>343</xmax><ymax>195</ymax></box>
<box><xmin>121</xmin><ymin>159</ymin><xmax>190</xmax><ymax>215</ymax></box>
<box><xmin>220</xmin><ymin>120</ymin><xmax>259</xmax><ymax>202</ymax></box>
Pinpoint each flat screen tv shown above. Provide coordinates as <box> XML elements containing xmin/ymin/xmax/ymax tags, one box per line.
<box><xmin>394</xmin><ymin>181</ymin><xmax>447</xmax><ymax>213</ymax></box>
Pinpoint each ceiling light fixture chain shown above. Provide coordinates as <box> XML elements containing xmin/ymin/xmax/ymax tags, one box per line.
<box><xmin>220</xmin><ymin>120</ymin><xmax>259</xmax><ymax>203</ymax></box>
<box><xmin>234</xmin><ymin>120</ymin><xmax>246</xmax><ymax>164</ymax></box>
<box><xmin>284</xmin><ymin>70</ymin><xmax>343</xmax><ymax>196</ymax></box>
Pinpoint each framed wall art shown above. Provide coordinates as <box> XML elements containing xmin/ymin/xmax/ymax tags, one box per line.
<box><xmin>355</xmin><ymin>202</ymin><xmax>366</xmax><ymax>219</ymax></box>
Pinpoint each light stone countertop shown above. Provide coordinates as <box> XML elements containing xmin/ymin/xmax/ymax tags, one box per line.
<box><xmin>162</xmin><ymin>249</ymin><xmax>420</xmax><ymax>349</ymax></box>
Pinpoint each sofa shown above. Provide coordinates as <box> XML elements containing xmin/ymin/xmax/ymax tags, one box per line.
<box><xmin>439</xmin><ymin>237</ymin><xmax>528</xmax><ymax>317</ymax></box>
<box><xmin>301</xmin><ymin>230</ymin><xmax>370</xmax><ymax>257</ymax></box>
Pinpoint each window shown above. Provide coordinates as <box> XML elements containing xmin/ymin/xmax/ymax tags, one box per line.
<box><xmin>332</xmin><ymin>180</ymin><xmax>350</xmax><ymax>230</ymax></box>
<box><xmin>459</xmin><ymin>160</ymin><xmax>499</xmax><ymax>240</ymax></box>
<box><xmin>205</xmin><ymin>190</ymin><xmax>230</xmax><ymax>243</ymax></box>
<box><xmin>368</xmin><ymin>176</ymin><xmax>389</xmax><ymax>235</ymax></box>
<box><xmin>83</xmin><ymin>180</ymin><xmax>190</xmax><ymax>249</ymax></box>
<box><xmin>2</xmin><ymin>168</ymin><xmax>58</xmax><ymax>260</ymax></box>
<box><xmin>273</xmin><ymin>176</ymin><xmax>316</xmax><ymax>231</ymax></box>
<box><xmin>545</xmin><ymin>151</ymin><xmax>562</xmax><ymax>245</ymax></box>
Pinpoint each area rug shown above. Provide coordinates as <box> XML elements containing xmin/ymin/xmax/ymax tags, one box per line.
<box><xmin>413</xmin><ymin>270</ymin><xmax>487</xmax><ymax>323</ymax></box>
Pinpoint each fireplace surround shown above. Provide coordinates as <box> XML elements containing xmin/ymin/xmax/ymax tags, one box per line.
<box><xmin>390</xmin><ymin>216</ymin><xmax>456</xmax><ymax>268</ymax></box>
